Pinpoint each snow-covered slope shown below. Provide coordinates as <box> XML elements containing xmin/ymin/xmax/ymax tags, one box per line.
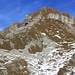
<box><xmin>0</xmin><ymin>41</ymin><xmax>75</xmax><ymax>75</ymax></box>
<box><xmin>0</xmin><ymin>6</ymin><xmax>75</xmax><ymax>75</ymax></box>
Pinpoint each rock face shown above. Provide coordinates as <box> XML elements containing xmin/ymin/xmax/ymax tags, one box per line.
<box><xmin>0</xmin><ymin>6</ymin><xmax>75</xmax><ymax>75</ymax></box>
<box><xmin>0</xmin><ymin>6</ymin><xmax>75</xmax><ymax>53</ymax></box>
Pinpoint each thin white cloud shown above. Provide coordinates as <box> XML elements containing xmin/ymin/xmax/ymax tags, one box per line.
<box><xmin>0</xmin><ymin>14</ymin><xmax>9</xmax><ymax>21</ymax></box>
<box><xmin>56</xmin><ymin>2</ymin><xmax>74</xmax><ymax>10</ymax></box>
<box><xmin>0</xmin><ymin>28</ymin><xmax>3</xmax><ymax>31</ymax></box>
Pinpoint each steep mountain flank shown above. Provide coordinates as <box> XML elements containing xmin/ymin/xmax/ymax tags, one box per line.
<box><xmin>0</xmin><ymin>6</ymin><xmax>75</xmax><ymax>53</ymax></box>
<box><xmin>0</xmin><ymin>6</ymin><xmax>75</xmax><ymax>75</ymax></box>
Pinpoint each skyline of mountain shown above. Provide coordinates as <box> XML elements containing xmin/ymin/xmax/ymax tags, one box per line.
<box><xmin>0</xmin><ymin>0</ymin><xmax>75</xmax><ymax>30</ymax></box>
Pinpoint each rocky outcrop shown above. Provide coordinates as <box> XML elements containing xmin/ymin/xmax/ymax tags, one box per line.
<box><xmin>0</xmin><ymin>57</ymin><xmax>30</xmax><ymax>75</ymax></box>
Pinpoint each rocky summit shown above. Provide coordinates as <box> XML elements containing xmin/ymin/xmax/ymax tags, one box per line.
<box><xmin>0</xmin><ymin>6</ymin><xmax>75</xmax><ymax>75</ymax></box>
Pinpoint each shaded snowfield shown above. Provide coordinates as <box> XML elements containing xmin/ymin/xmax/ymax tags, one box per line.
<box><xmin>0</xmin><ymin>42</ymin><xmax>75</xmax><ymax>75</ymax></box>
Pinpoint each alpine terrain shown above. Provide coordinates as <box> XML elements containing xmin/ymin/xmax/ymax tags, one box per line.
<box><xmin>0</xmin><ymin>6</ymin><xmax>75</xmax><ymax>75</ymax></box>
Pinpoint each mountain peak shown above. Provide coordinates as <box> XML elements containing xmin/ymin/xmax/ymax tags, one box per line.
<box><xmin>0</xmin><ymin>6</ymin><xmax>75</xmax><ymax>75</ymax></box>
<box><xmin>43</xmin><ymin>6</ymin><xmax>72</xmax><ymax>17</ymax></box>
<box><xmin>23</xmin><ymin>6</ymin><xmax>74</xmax><ymax>23</ymax></box>
<box><xmin>0</xmin><ymin>6</ymin><xmax>75</xmax><ymax>51</ymax></box>
<box><xmin>42</xmin><ymin>6</ymin><xmax>59</xmax><ymax>13</ymax></box>
<box><xmin>24</xmin><ymin>6</ymin><xmax>73</xmax><ymax>21</ymax></box>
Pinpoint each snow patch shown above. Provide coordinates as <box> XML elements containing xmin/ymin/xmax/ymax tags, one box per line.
<box><xmin>55</xmin><ymin>34</ymin><xmax>61</xmax><ymax>39</ymax></box>
<box><xmin>41</xmin><ymin>33</ymin><xmax>46</xmax><ymax>35</ymax></box>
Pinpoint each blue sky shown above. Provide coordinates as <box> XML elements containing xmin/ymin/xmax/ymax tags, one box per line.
<box><xmin>0</xmin><ymin>0</ymin><xmax>75</xmax><ymax>30</ymax></box>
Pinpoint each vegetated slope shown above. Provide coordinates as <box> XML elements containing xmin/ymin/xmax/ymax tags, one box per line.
<box><xmin>0</xmin><ymin>6</ymin><xmax>75</xmax><ymax>75</ymax></box>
